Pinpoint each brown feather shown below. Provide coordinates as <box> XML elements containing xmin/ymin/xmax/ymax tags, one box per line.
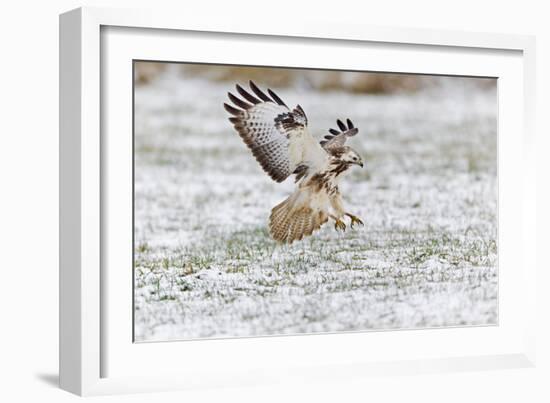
<box><xmin>249</xmin><ymin>80</ymin><xmax>273</xmax><ymax>102</ymax></box>
<box><xmin>224</xmin><ymin>103</ymin><xmax>241</xmax><ymax>116</ymax></box>
<box><xmin>269</xmin><ymin>193</ymin><xmax>328</xmax><ymax>244</ymax></box>
<box><xmin>228</xmin><ymin>92</ymin><xmax>252</xmax><ymax>110</ymax></box>
<box><xmin>236</xmin><ymin>84</ymin><xmax>261</xmax><ymax>104</ymax></box>
<box><xmin>267</xmin><ymin>89</ymin><xmax>287</xmax><ymax>107</ymax></box>
<box><xmin>229</xmin><ymin>113</ymin><xmax>290</xmax><ymax>182</ymax></box>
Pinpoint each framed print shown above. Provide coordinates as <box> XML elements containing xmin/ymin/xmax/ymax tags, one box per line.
<box><xmin>60</xmin><ymin>7</ymin><xmax>537</xmax><ymax>396</ymax></box>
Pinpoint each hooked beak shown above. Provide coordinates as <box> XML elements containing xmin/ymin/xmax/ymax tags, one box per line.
<box><xmin>358</xmin><ymin>161</ymin><xmax>364</xmax><ymax>168</ymax></box>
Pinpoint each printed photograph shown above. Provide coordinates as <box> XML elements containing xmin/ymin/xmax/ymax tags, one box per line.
<box><xmin>133</xmin><ymin>62</ymin><xmax>497</xmax><ymax>342</ymax></box>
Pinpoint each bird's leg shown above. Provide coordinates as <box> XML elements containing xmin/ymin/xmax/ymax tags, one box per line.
<box><xmin>329</xmin><ymin>214</ymin><xmax>346</xmax><ymax>232</ymax></box>
<box><xmin>329</xmin><ymin>193</ymin><xmax>347</xmax><ymax>232</ymax></box>
<box><xmin>345</xmin><ymin>213</ymin><xmax>364</xmax><ymax>229</ymax></box>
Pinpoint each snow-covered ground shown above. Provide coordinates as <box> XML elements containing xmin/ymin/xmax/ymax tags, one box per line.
<box><xmin>133</xmin><ymin>67</ymin><xmax>497</xmax><ymax>341</ymax></box>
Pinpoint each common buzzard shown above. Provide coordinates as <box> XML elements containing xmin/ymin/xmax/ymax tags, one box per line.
<box><xmin>224</xmin><ymin>81</ymin><xmax>364</xmax><ymax>243</ymax></box>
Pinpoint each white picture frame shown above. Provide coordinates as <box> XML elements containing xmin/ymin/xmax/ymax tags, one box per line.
<box><xmin>59</xmin><ymin>6</ymin><xmax>537</xmax><ymax>396</ymax></box>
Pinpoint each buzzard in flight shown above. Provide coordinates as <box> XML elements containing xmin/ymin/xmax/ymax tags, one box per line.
<box><xmin>224</xmin><ymin>81</ymin><xmax>364</xmax><ymax>243</ymax></box>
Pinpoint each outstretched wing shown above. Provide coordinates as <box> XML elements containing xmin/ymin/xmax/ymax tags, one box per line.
<box><xmin>224</xmin><ymin>81</ymin><xmax>327</xmax><ymax>183</ymax></box>
<box><xmin>320</xmin><ymin>118</ymin><xmax>359</xmax><ymax>149</ymax></box>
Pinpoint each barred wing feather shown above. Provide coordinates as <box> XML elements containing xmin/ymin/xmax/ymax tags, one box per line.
<box><xmin>224</xmin><ymin>81</ymin><xmax>327</xmax><ymax>183</ymax></box>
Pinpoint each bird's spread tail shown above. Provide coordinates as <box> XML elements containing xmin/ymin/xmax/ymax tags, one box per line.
<box><xmin>269</xmin><ymin>192</ymin><xmax>328</xmax><ymax>244</ymax></box>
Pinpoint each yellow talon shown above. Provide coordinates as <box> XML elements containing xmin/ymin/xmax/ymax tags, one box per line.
<box><xmin>346</xmin><ymin>213</ymin><xmax>364</xmax><ymax>229</ymax></box>
<box><xmin>334</xmin><ymin>218</ymin><xmax>346</xmax><ymax>232</ymax></box>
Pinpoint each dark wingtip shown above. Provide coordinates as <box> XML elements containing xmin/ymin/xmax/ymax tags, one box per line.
<box><xmin>267</xmin><ymin>89</ymin><xmax>288</xmax><ymax>107</ymax></box>
<box><xmin>223</xmin><ymin>102</ymin><xmax>241</xmax><ymax>116</ymax></box>
<box><xmin>249</xmin><ymin>80</ymin><xmax>272</xmax><ymax>102</ymax></box>
<box><xmin>329</xmin><ymin>128</ymin><xmax>340</xmax><ymax>135</ymax></box>
<box><xmin>347</xmin><ymin>118</ymin><xmax>354</xmax><ymax>129</ymax></box>
<box><xmin>236</xmin><ymin>83</ymin><xmax>261</xmax><ymax>104</ymax></box>
<box><xmin>337</xmin><ymin>119</ymin><xmax>346</xmax><ymax>131</ymax></box>
<box><xmin>228</xmin><ymin>92</ymin><xmax>252</xmax><ymax>110</ymax></box>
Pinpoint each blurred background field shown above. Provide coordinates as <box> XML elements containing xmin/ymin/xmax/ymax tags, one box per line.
<box><xmin>133</xmin><ymin>62</ymin><xmax>497</xmax><ymax>341</ymax></box>
<box><xmin>135</xmin><ymin>61</ymin><xmax>495</xmax><ymax>93</ymax></box>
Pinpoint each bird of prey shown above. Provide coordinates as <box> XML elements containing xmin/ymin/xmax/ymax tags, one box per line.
<box><xmin>224</xmin><ymin>81</ymin><xmax>364</xmax><ymax>244</ymax></box>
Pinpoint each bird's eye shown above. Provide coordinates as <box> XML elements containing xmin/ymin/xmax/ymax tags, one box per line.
<box><xmin>353</xmin><ymin>157</ymin><xmax>357</xmax><ymax>161</ymax></box>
